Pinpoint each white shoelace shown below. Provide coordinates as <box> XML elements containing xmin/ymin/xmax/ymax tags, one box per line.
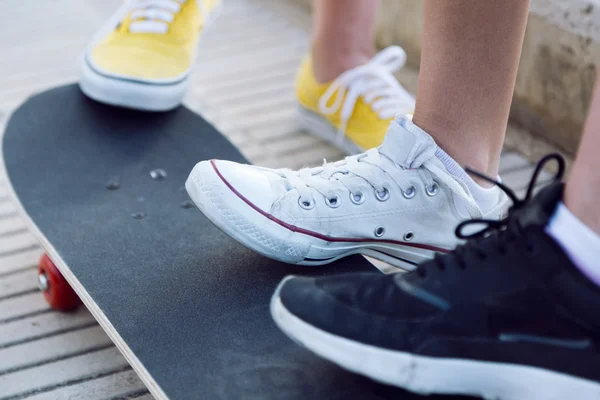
<box><xmin>318</xmin><ymin>46</ymin><xmax>416</xmax><ymax>145</ymax></box>
<box><xmin>127</xmin><ymin>0</ymin><xmax>197</xmax><ymax>34</ymax></box>
<box><xmin>276</xmin><ymin>148</ymin><xmax>482</xmax><ymax>217</ymax></box>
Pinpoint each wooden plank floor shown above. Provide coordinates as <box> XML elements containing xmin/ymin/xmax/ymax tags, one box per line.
<box><xmin>0</xmin><ymin>0</ymin><xmax>548</xmax><ymax>398</ymax></box>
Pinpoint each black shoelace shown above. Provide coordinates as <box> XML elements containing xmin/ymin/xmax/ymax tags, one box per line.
<box><xmin>417</xmin><ymin>153</ymin><xmax>566</xmax><ymax>276</ymax></box>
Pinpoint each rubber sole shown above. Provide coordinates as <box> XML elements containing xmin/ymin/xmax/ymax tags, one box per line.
<box><xmin>270</xmin><ymin>284</ymin><xmax>600</xmax><ymax>400</ymax></box>
<box><xmin>79</xmin><ymin>60</ymin><xmax>188</xmax><ymax>112</ymax></box>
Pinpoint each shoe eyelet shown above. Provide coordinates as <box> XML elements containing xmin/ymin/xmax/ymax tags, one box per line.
<box><xmin>403</xmin><ymin>232</ymin><xmax>414</xmax><ymax>241</ymax></box>
<box><xmin>426</xmin><ymin>182</ymin><xmax>439</xmax><ymax>197</ymax></box>
<box><xmin>402</xmin><ymin>185</ymin><xmax>416</xmax><ymax>199</ymax></box>
<box><xmin>374</xmin><ymin>226</ymin><xmax>385</xmax><ymax>238</ymax></box>
<box><xmin>350</xmin><ymin>191</ymin><xmax>366</xmax><ymax>205</ymax></box>
<box><xmin>375</xmin><ymin>187</ymin><xmax>390</xmax><ymax>202</ymax></box>
<box><xmin>298</xmin><ymin>197</ymin><xmax>315</xmax><ymax>210</ymax></box>
<box><xmin>325</xmin><ymin>194</ymin><xmax>341</xmax><ymax>208</ymax></box>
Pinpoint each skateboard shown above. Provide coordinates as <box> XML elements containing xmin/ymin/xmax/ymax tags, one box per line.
<box><xmin>1</xmin><ymin>85</ymin><xmax>438</xmax><ymax>399</ymax></box>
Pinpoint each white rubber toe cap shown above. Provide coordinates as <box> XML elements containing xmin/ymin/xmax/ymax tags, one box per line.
<box><xmin>201</xmin><ymin>160</ymin><xmax>279</xmax><ymax>213</ymax></box>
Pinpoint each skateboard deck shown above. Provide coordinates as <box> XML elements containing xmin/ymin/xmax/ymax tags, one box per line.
<box><xmin>2</xmin><ymin>85</ymin><xmax>445</xmax><ymax>399</ymax></box>
<box><xmin>2</xmin><ymin>85</ymin><xmax>460</xmax><ymax>399</ymax></box>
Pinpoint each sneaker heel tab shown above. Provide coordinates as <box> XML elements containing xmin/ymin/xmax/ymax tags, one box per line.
<box><xmin>380</xmin><ymin>117</ymin><xmax>436</xmax><ymax>169</ymax></box>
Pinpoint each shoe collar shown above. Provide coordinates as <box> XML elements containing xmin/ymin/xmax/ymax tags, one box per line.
<box><xmin>380</xmin><ymin>116</ymin><xmax>437</xmax><ymax>169</ymax></box>
<box><xmin>381</xmin><ymin>116</ymin><xmax>484</xmax><ymax>217</ymax></box>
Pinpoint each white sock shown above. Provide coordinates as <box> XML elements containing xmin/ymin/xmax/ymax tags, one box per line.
<box><xmin>546</xmin><ymin>202</ymin><xmax>600</xmax><ymax>284</ymax></box>
<box><xmin>402</xmin><ymin>118</ymin><xmax>501</xmax><ymax>214</ymax></box>
<box><xmin>434</xmin><ymin>147</ymin><xmax>501</xmax><ymax>213</ymax></box>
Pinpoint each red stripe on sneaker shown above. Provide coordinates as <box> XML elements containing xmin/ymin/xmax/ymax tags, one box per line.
<box><xmin>210</xmin><ymin>160</ymin><xmax>450</xmax><ymax>254</ymax></box>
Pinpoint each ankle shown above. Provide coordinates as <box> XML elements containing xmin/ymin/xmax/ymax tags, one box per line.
<box><xmin>411</xmin><ymin>114</ymin><xmax>500</xmax><ymax>185</ymax></box>
<box><xmin>565</xmin><ymin>181</ymin><xmax>600</xmax><ymax>236</ymax></box>
<box><xmin>311</xmin><ymin>41</ymin><xmax>374</xmax><ymax>83</ymax></box>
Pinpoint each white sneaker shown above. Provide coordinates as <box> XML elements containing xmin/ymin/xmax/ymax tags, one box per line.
<box><xmin>186</xmin><ymin>118</ymin><xmax>508</xmax><ymax>270</ymax></box>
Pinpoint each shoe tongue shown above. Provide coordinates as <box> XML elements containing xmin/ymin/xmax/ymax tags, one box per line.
<box><xmin>516</xmin><ymin>182</ymin><xmax>564</xmax><ymax>229</ymax></box>
<box><xmin>380</xmin><ymin>117</ymin><xmax>437</xmax><ymax>169</ymax></box>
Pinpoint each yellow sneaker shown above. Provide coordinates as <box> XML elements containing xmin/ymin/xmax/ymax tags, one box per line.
<box><xmin>295</xmin><ymin>46</ymin><xmax>415</xmax><ymax>154</ymax></box>
<box><xmin>80</xmin><ymin>0</ymin><xmax>221</xmax><ymax>111</ymax></box>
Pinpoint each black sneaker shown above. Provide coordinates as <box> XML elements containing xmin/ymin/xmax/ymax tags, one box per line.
<box><xmin>270</xmin><ymin>154</ymin><xmax>600</xmax><ymax>400</ymax></box>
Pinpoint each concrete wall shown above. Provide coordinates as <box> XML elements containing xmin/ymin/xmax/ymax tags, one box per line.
<box><xmin>293</xmin><ymin>0</ymin><xmax>600</xmax><ymax>154</ymax></box>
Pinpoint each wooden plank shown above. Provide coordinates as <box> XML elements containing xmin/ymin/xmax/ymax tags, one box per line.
<box><xmin>24</xmin><ymin>369</ymin><xmax>148</xmax><ymax>400</ymax></box>
<box><xmin>134</xmin><ymin>394</ymin><xmax>155</xmax><ymax>400</ymax></box>
<box><xmin>197</xmin><ymin>59</ymin><xmax>298</xmax><ymax>95</ymax></box>
<box><xmin>0</xmin><ymin>247</ymin><xmax>43</xmax><ymax>275</ymax></box>
<box><xmin>206</xmin><ymin>7</ymin><xmax>278</xmax><ymax>31</ymax></box>
<box><xmin>0</xmin><ymin>41</ymin><xmax>86</xmax><ymax>79</ymax></box>
<box><xmin>501</xmin><ymin>164</ymin><xmax>552</xmax><ymax>191</ymax></box>
<box><xmin>203</xmin><ymin>30</ymin><xmax>303</xmax><ymax>61</ymax></box>
<box><xmin>268</xmin><ymin>132</ymin><xmax>325</xmax><ymax>155</ymax></box>
<box><xmin>206</xmin><ymin>19</ymin><xmax>297</xmax><ymax>57</ymax></box>
<box><xmin>0</xmin><ymin>308</ymin><xmax>95</xmax><ymax>348</ymax></box>
<box><xmin>0</xmin><ymin>267</ymin><xmax>37</xmax><ymax>299</ymax></box>
<box><xmin>195</xmin><ymin>47</ymin><xmax>303</xmax><ymax>77</ymax></box>
<box><xmin>0</xmin><ymin>201</ymin><xmax>16</xmax><ymax>219</ymax></box>
<box><xmin>250</xmin><ymin>119</ymin><xmax>300</xmax><ymax>142</ymax></box>
<box><xmin>257</xmin><ymin>144</ymin><xmax>345</xmax><ymax>170</ymax></box>
<box><xmin>209</xmin><ymin>81</ymin><xmax>295</xmax><ymax>107</ymax></box>
<box><xmin>0</xmin><ymin>291</ymin><xmax>48</xmax><ymax>322</ymax></box>
<box><xmin>499</xmin><ymin>151</ymin><xmax>531</xmax><ymax>174</ymax></box>
<box><xmin>225</xmin><ymin>94</ymin><xmax>297</xmax><ymax>117</ymax></box>
<box><xmin>0</xmin><ymin>216</ymin><xmax>27</xmax><ymax>236</ymax></box>
<box><xmin>0</xmin><ymin>76</ymin><xmax>78</xmax><ymax>110</ymax></box>
<box><xmin>202</xmin><ymin>19</ymin><xmax>287</xmax><ymax>47</ymax></box>
<box><xmin>0</xmin><ymin>347</ymin><xmax>129</xmax><ymax>399</ymax></box>
<box><xmin>0</xmin><ymin>231</ymin><xmax>39</xmax><ymax>257</ymax></box>
<box><xmin>238</xmin><ymin>107</ymin><xmax>297</xmax><ymax>132</ymax></box>
<box><xmin>0</xmin><ymin>65</ymin><xmax>75</xmax><ymax>89</ymax></box>
<box><xmin>245</xmin><ymin>133</ymin><xmax>325</xmax><ymax>163</ymax></box>
<box><xmin>0</xmin><ymin>325</ymin><xmax>111</xmax><ymax>374</ymax></box>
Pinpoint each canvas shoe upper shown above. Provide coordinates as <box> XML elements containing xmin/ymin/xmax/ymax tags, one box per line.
<box><xmin>296</xmin><ymin>46</ymin><xmax>416</xmax><ymax>154</ymax></box>
<box><xmin>186</xmin><ymin>117</ymin><xmax>508</xmax><ymax>269</ymax></box>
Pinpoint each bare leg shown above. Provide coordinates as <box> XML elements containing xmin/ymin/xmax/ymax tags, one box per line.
<box><xmin>311</xmin><ymin>0</ymin><xmax>379</xmax><ymax>83</ymax></box>
<box><xmin>413</xmin><ymin>0</ymin><xmax>530</xmax><ymax>178</ymax></box>
<box><xmin>564</xmin><ymin>75</ymin><xmax>600</xmax><ymax>235</ymax></box>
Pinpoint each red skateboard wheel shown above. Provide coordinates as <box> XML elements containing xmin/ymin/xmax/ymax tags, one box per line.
<box><xmin>38</xmin><ymin>254</ymin><xmax>81</xmax><ymax>311</ymax></box>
